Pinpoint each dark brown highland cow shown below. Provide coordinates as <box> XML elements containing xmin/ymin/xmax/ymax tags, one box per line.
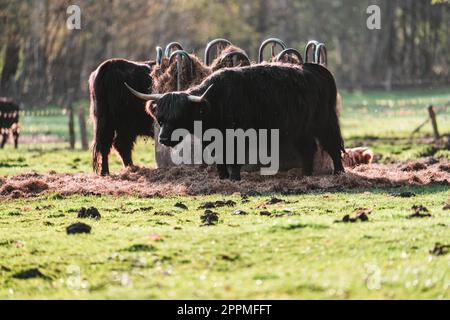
<box><xmin>127</xmin><ymin>63</ymin><xmax>345</xmax><ymax>180</ymax></box>
<box><xmin>89</xmin><ymin>57</ymin><xmax>158</xmax><ymax>175</ymax></box>
<box><xmin>0</xmin><ymin>97</ymin><xmax>20</xmax><ymax>149</ymax></box>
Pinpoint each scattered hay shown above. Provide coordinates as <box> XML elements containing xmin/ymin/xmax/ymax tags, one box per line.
<box><xmin>0</xmin><ymin>159</ymin><xmax>449</xmax><ymax>199</ymax></box>
<box><xmin>401</xmin><ymin>160</ymin><xmax>428</xmax><ymax>172</ymax></box>
<box><xmin>0</xmin><ymin>179</ymin><xmax>48</xmax><ymax>196</ymax></box>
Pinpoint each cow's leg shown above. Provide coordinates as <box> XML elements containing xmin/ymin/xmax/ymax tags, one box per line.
<box><xmin>99</xmin><ymin>129</ymin><xmax>114</xmax><ymax>176</ymax></box>
<box><xmin>113</xmin><ymin>134</ymin><xmax>135</xmax><ymax>168</ymax></box>
<box><xmin>319</xmin><ymin>139</ymin><xmax>344</xmax><ymax>174</ymax></box>
<box><xmin>1</xmin><ymin>132</ymin><xmax>8</xmax><ymax>148</ymax></box>
<box><xmin>216</xmin><ymin>164</ymin><xmax>229</xmax><ymax>179</ymax></box>
<box><xmin>13</xmin><ymin>131</ymin><xmax>19</xmax><ymax>149</ymax></box>
<box><xmin>229</xmin><ymin>164</ymin><xmax>242</xmax><ymax>181</ymax></box>
<box><xmin>296</xmin><ymin>137</ymin><xmax>317</xmax><ymax>176</ymax></box>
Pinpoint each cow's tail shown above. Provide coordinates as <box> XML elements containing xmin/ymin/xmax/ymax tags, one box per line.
<box><xmin>89</xmin><ymin>70</ymin><xmax>102</xmax><ymax>174</ymax></box>
<box><xmin>325</xmin><ymin>68</ymin><xmax>345</xmax><ymax>154</ymax></box>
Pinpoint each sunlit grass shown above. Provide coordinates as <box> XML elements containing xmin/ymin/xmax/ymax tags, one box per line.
<box><xmin>0</xmin><ymin>187</ymin><xmax>448</xmax><ymax>299</ymax></box>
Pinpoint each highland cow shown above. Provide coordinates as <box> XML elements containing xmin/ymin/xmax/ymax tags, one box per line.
<box><xmin>89</xmin><ymin>57</ymin><xmax>158</xmax><ymax>175</ymax></box>
<box><xmin>127</xmin><ymin>63</ymin><xmax>345</xmax><ymax>180</ymax></box>
<box><xmin>0</xmin><ymin>97</ymin><xmax>19</xmax><ymax>149</ymax></box>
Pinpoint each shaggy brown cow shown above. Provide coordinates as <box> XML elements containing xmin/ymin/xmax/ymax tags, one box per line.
<box><xmin>89</xmin><ymin>57</ymin><xmax>158</xmax><ymax>175</ymax></box>
<box><xmin>0</xmin><ymin>97</ymin><xmax>19</xmax><ymax>149</ymax></box>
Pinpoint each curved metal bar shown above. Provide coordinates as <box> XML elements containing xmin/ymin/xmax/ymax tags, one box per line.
<box><xmin>155</xmin><ymin>46</ymin><xmax>163</xmax><ymax>66</ymax></box>
<box><xmin>314</xmin><ymin>43</ymin><xmax>327</xmax><ymax>66</ymax></box>
<box><xmin>168</xmin><ymin>50</ymin><xmax>194</xmax><ymax>90</ymax></box>
<box><xmin>258</xmin><ymin>38</ymin><xmax>287</xmax><ymax>63</ymax></box>
<box><xmin>164</xmin><ymin>42</ymin><xmax>183</xmax><ymax>58</ymax></box>
<box><xmin>219</xmin><ymin>51</ymin><xmax>251</xmax><ymax>66</ymax></box>
<box><xmin>305</xmin><ymin>40</ymin><xmax>319</xmax><ymax>63</ymax></box>
<box><xmin>276</xmin><ymin>48</ymin><xmax>304</xmax><ymax>64</ymax></box>
<box><xmin>204</xmin><ymin>38</ymin><xmax>233</xmax><ymax>66</ymax></box>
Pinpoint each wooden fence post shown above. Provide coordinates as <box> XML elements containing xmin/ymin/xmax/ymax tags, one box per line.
<box><xmin>67</xmin><ymin>88</ymin><xmax>76</xmax><ymax>149</ymax></box>
<box><xmin>78</xmin><ymin>107</ymin><xmax>88</xmax><ymax>150</ymax></box>
<box><xmin>428</xmin><ymin>105</ymin><xmax>440</xmax><ymax>142</ymax></box>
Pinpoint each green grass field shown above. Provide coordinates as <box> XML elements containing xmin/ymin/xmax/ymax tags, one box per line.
<box><xmin>0</xmin><ymin>87</ymin><xmax>449</xmax><ymax>299</ymax></box>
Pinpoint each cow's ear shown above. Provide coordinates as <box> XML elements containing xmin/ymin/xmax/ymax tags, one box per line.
<box><xmin>145</xmin><ymin>101</ymin><xmax>157</xmax><ymax>121</ymax></box>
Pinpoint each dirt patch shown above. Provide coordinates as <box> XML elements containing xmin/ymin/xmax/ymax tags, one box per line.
<box><xmin>409</xmin><ymin>205</ymin><xmax>432</xmax><ymax>218</ymax></box>
<box><xmin>200</xmin><ymin>210</ymin><xmax>219</xmax><ymax>226</ymax></box>
<box><xmin>13</xmin><ymin>268</ymin><xmax>51</xmax><ymax>280</ymax></box>
<box><xmin>198</xmin><ymin>200</ymin><xmax>236</xmax><ymax>209</ymax></box>
<box><xmin>77</xmin><ymin>207</ymin><xmax>101</xmax><ymax>220</ymax></box>
<box><xmin>429</xmin><ymin>243</ymin><xmax>450</xmax><ymax>256</ymax></box>
<box><xmin>391</xmin><ymin>191</ymin><xmax>416</xmax><ymax>198</ymax></box>
<box><xmin>174</xmin><ymin>202</ymin><xmax>188</xmax><ymax>210</ymax></box>
<box><xmin>66</xmin><ymin>222</ymin><xmax>92</xmax><ymax>235</ymax></box>
<box><xmin>336</xmin><ymin>208</ymin><xmax>372</xmax><ymax>223</ymax></box>
<box><xmin>0</xmin><ymin>159</ymin><xmax>449</xmax><ymax>199</ymax></box>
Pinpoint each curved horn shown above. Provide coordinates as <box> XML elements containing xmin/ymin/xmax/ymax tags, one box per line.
<box><xmin>258</xmin><ymin>38</ymin><xmax>287</xmax><ymax>63</ymax></box>
<box><xmin>276</xmin><ymin>48</ymin><xmax>304</xmax><ymax>64</ymax></box>
<box><xmin>204</xmin><ymin>38</ymin><xmax>232</xmax><ymax>66</ymax></box>
<box><xmin>124</xmin><ymin>82</ymin><xmax>163</xmax><ymax>101</ymax></box>
<box><xmin>155</xmin><ymin>46</ymin><xmax>163</xmax><ymax>66</ymax></box>
<box><xmin>314</xmin><ymin>43</ymin><xmax>327</xmax><ymax>66</ymax></box>
<box><xmin>187</xmin><ymin>85</ymin><xmax>214</xmax><ymax>103</ymax></box>
<box><xmin>305</xmin><ymin>40</ymin><xmax>319</xmax><ymax>63</ymax></box>
<box><xmin>164</xmin><ymin>42</ymin><xmax>183</xmax><ymax>58</ymax></box>
<box><xmin>168</xmin><ymin>50</ymin><xmax>194</xmax><ymax>83</ymax></box>
<box><xmin>219</xmin><ymin>51</ymin><xmax>251</xmax><ymax>66</ymax></box>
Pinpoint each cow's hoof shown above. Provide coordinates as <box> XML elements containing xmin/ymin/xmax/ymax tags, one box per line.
<box><xmin>218</xmin><ymin>173</ymin><xmax>229</xmax><ymax>180</ymax></box>
<box><xmin>230</xmin><ymin>175</ymin><xmax>241</xmax><ymax>181</ymax></box>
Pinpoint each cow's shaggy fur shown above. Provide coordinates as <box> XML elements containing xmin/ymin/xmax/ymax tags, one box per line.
<box><xmin>147</xmin><ymin>63</ymin><xmax>345</xmax><ymax>180</ymax></box>
<box><xmin>0</xmin><ymin>97</ymin><xmax>19</xmax><ymax>149</ymax></box>
<box><xmin>89</xmin><ymin>58</ymin><xmax>156</xmax><ymax>175</ymax></box>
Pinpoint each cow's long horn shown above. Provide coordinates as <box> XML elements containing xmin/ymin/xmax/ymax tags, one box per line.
<box><xmin>124</xmin><ymin>83</ymin><xmax>163</xmax><ymax>101</ymax></box>
<box><xmin>187</xmin><ymin>85</ymin><xmax>214</xmax><ymax>103</ymax></box>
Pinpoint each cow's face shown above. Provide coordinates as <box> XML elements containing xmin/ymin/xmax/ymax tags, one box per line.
<box><xmin>125</xmin><ymin>82</ymin><xmax>212</xmax><ymax>147</ymax></box>
<box><xmin>153</xmin><ymin>93</ymin><xmax>197</xmax><ymax>147</ymax></box>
